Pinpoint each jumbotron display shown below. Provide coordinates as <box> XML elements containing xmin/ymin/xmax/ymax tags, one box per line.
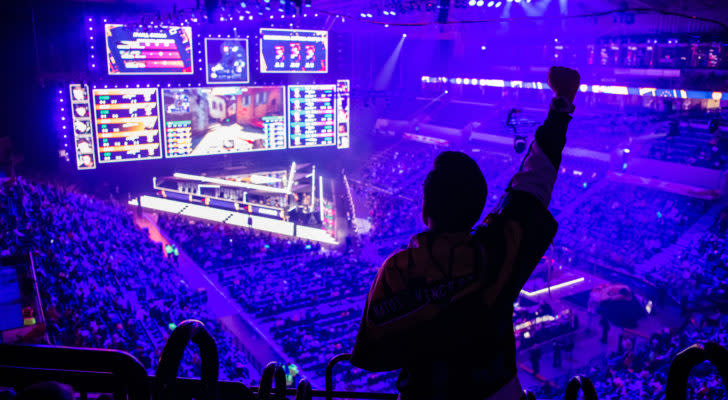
<box><xmin>288</xmin><ymin>85</ymin><xmax>336</xmax><ymax>148</ymax></box>
<box><xmin>92</xmin><ymin>88</ymin><xmax>163</xmax><ymax>163</ymax></box>
<box><xmin>205</xmin><ymin>38</ymin><xmax>249</xmax><ymax>84</ymax></box>
<box><xmin>105</xmin><ymin>24</ymin><xmax>193</xmax><ymax>75</ymax></box>
<box><xmin>259</xmin><ymin>29</ymin><xmax>328</xmax><ymax>73</ymax></box>
<box><xmin>162</xmin><ymin>86</ymin><xmax>286</xmax><ymax>158</ymax></box>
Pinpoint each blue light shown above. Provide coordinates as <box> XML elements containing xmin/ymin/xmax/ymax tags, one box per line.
<box><xmin>305</xmin><ymin>244</ymin><xmax>312</xmax><ymax>249</ymax></box>
<box><xmin>622</xmin><ymin>162</ymin><xmax>628</xmax><ymax>170</ymax></box>
<box><xmin>582</xmin><ymin>182</ymin><xmax>588</xmax><ymax>188</ymax></box>
<box><xmin>264</xmin><ymin>244</ymin><xmax>270</xmax><ymax>249</ymax></box>
<box><xmin>656</xmin><ymin>211</ymin><xmax>663</xmax><ymax>218</ymax></box>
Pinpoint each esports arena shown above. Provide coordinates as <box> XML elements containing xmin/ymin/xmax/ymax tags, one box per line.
<box><xmin>1</xmin><ymin>0</ymin><xmax>728</xmax><ymax>399</ymax></box>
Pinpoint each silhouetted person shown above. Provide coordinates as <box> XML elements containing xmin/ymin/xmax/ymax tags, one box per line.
<box><xmin>600</xmin><ymin>314</ymin><xmax>610</xmax><ymax>344</ymax></box>
<box><xmin>351</xmin><ymin>67</ymin><xmax>581</xmax><ymax>400</ymax></box>
<box><xmin>530</xmin><ymin>347</ymin><xmax>542</xmax><ymax>375</ymax></box>
<box><xmin>553</xmin><ymin>340</ymin><xmax>563</xmax><ymax>368</ymax></box>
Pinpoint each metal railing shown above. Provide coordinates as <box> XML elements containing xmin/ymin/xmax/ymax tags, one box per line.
<box><xmin>2</xmin><ymin>320</ymin><xmax>727</xmax><ymax>400</ymax></box>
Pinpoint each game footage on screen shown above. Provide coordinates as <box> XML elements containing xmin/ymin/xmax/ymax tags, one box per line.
<box><xmin>163</xmin><ymin>86</ymin><xmax>286</xmax><ymax>157</ymax></box>
<box><xmin>105</xmin><ymin>24</ymin><xmax>193</xmax><ymax>75</ymax></box>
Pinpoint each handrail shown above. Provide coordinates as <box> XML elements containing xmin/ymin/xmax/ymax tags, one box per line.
<box><xmin>564</xmin><ymin>375</ymin><xmax>598</xmax><ymax>400</ymax></box>
<box><xmin>295</xmin><ymin>379</ymin><xmax>313</xmax><ymax>400</ymax></box>
<box><xmin>258</xmin><ymin>362</ymin><xmax>287</xmax><ymax>400</ymax></box>
<box><xmin>155</xmin><ymin>320</ymin><xmax>218</xmax><ymax>400</ymax></box>
<box><xmin>665</xmin><ymin>342</ymin><xmax>728</xmax><ymax>400</ymax></box>
<box><xmin>325</xmin><ymin>353</ymin><xmax>353</xmax><ymax>400</ymax></box>
<box><xmin>0</xmin><ymin>344</ymin><xmax>149</xmax><ymax>400</ymax></box>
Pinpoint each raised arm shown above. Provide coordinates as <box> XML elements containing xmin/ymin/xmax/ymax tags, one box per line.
<box><xmin>477</xmin><ymin>67</ymin><xmax>580</xmax><ymax>306</ymax></box>
<box><xmin>508</xmin><ymin>66</ymin><xmax>580</xmax><ymax>206</ymax></box>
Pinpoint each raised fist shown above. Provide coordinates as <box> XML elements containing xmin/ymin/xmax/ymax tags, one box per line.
<box><xmin>548</xmin><ymin>66</ymin><xmax>580</xmax><ymax>103</ymax></box>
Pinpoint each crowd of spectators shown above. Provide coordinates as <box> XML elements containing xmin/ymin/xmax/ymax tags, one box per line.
<box><xmin>539</xmin><ymin>312</ymin><xmax>727</xmax><ymax>400</ymax></box>
<box><xmin>158</xmin><ymin>214</ymin><xmax>318</xmax><ymax>271</ymax></box>
<box><xmin>555</xmin><ymin>182</ymin><xmax>709</xmax><ymax>271</ymax></box>
<box><xmin>1</xmin><ymin>120</ymin><xmax>726</xmax><ymax>397</ymax></box>
<box><xmin>647</xmin><ymin>116</ymin><xmax>728</xmax><ymax>169</ymax></box>
<box><xmin>646</xmin><ymin>207</ymin><xmax>728</xmax><ymax>311</ymax></box>
<box><xmin>0</xmin><ymin>178</ymin><xmax>258</xmax><ymax>382</ymax></box>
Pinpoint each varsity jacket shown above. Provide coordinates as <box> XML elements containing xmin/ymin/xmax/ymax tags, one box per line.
<box><xmin>350</xmin><ymin>98</ymin><xmax>574</xmax><ymax>400</ymax></box>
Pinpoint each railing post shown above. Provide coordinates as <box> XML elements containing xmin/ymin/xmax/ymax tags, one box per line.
<box><xmin>666</xmin><ymin>342</ymin><xmax>728</xmax><ymax>400</ymax></box>
<box><xmin>564</xmin><ymin>375</ymin><xmax>598</xmax><ymax>400</ymax></box>
<box><xmin>155</xmin><ymin>320</ymin><xmax>219</xmax><ymax>400</ymax></box>
<box><xmin>325</xmin><ymin>354</ymin><xmax>352</xmax><ymax>400</ymax></box>
<box><xmin>258</xmin><ymin>362</ymin><xmax>287</xmax><ymax>400</ymax></box>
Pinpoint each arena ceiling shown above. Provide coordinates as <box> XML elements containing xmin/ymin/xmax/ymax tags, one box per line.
<box><xmin>72</xmin><ymin>0</ymin><xmax>728</xmax><ymax>35</ymax></box>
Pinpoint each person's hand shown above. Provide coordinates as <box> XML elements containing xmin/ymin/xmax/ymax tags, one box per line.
<box><xmin>548</xmin><ymin>66</ymin><xmax>580</xmax><ymax>103</ymax></box>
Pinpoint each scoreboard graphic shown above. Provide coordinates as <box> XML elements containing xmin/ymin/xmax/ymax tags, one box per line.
<box><xmin>287</xmin><ymin>85</ymin><xmax>337</xmax><ymax>148</ymax></box>
<box><xmin>105</xmin><ymin>24</ymin><xmax>193</xmax><ymax>75</ymax></box>
<box><xmin>92</xmin><ymin>88</ymin><xmax>163</xmax><ymax>163</ymax></box>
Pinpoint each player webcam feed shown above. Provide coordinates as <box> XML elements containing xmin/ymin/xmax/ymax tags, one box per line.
<box><xmin>105</xmin><ymin>24</ymin><xmax>193</xmax><ymax>75</ymax></box>
<box><xmin>163</xmin><ymin>86</ymin><xmax>287</xmax><ymax>158</ymax></box>
<box><xmin>259</xmin><ymin>28</ymin><xmax>328</xmax><ymax>73</ymax></box>
<box><xmin>205</xmin><ymin>38</ymin><xmax>249</xmax><ymax>84</ymax></box>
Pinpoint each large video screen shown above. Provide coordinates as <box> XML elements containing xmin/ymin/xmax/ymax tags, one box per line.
<box><xmin>288</xmin><ymin>85</ymin><xmax>336</xmax><ymax>148</ymax></box>
<box><xmin>105</xmin><ymin>24</ymin><xmax>193</xmax><ymax>75</ymax></box>
<box><xmin>259</xmin><ymin>29</ymin><xmax>328</xmax><ymax>74</ymax></box>
<box><xmin>92</xmin><ymin>88</ymin><xmax>163</xmax><ymax>163</ymax></box>
<box><xmin>205</xmin><ymin>38</ymin><xmax>249</xmax><ymax>84</ymax></box>
<box><xmin>162</xmin><ymin>86</ymin><xmax>287</xmax><ymax>158</ymax></box>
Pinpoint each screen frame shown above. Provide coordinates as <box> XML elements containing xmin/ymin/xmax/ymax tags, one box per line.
<box><xmin>105</xmin><ymin>24</ymin><xmax>194</xmax><ymax>76</ymax></box>
<box><xmin>286</xmin><ymin>84</ymin><xmax>338</xmax><ymax>149</ymax></box>
<box><xmin>204</xmin><ymin>37</ymin><xmax>251</xmax><ymax>85</ymax></box>
<box><xmin>161</xmin><ymin>85</ymin><xmax>289</xmax><ymax>159</ymax></box>
<box><xmin>92</xmin><ymin>87</ymin><xmax>165</xmax><ymax>164</ymax></box>
<box><xmin>258</xmin><ymin>28</ymin><xmax>329</xmax><ymax>74</ymax></box>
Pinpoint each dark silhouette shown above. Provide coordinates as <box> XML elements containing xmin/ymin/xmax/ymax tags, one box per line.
<box><xmin>553</xmin><ymin>340</ymin><xmax>563</xmax><ymax>368</ymax></box>
<box><xmin>352</xmin><ymin>67</ymin><xmax>581</xmax><ymax>400</ymax></box>
<box><xmin>530</xmin><ymin>347</ymin><xmax>542</xmax><ymax>375</ymax></box>
<box><xmin>600</xmin><ymin>314</ymin><xmax>610</xmax><ymax>344</ymax></box>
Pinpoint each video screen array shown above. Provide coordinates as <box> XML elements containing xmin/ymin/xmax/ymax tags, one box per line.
<box><xmin>104</xmin><ymin>25</ymin><xmax>327</xmax><ymax>77</ymax></box>
<box><xmin>83</xmin><ymin>82</ymin><xmax>349</xmax><ymax>166</ymax></box>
